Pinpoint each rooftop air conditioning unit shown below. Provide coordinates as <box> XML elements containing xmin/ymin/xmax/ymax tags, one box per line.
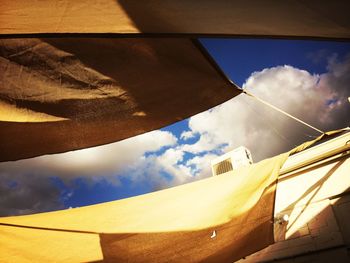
<box><xmin>211</xmin><ymin>146</ymin><xmax>253</xmax><ymax>176</ymax></box>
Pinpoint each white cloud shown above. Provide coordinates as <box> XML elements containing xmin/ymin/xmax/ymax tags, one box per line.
<box><xmin>180</xmin><ymin>130</ymin><xmax>196</xmax><ymax>140</ymax></box>
<box><xmin>128</xmin><ymin>147</ymin><xmax>193</xmax><ymax>187</ymax></box>
<box><xmin>180</xmin><ymin>57</ymin><xmax>349</xmax><ymax>162</ymax></box>
<box><xmin>0</xmin><ymin>130</ymin><xmax>177</xmax><ymax>179</ymax></box>
<box><xmin>0</xmin><ymin>129</ymin><xmax>178</xmax><ymax>215</ymax></box>
<box><xmin>186</xmin><ymin>153</ymin><xmax>219</xmax><ymax>178</ymax></box>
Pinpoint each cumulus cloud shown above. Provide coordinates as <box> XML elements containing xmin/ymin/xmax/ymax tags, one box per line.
<box><xmin>123</xmin><ymin>147</ymin><xmax>192</xmax><ymax>189</ymax></box>
<box><xmin>186</xmin><ymin>153</ymin><xmax>219</xmax><ymax>179</ymax></box>
<box><xmin>0</xmin><ymin>130</ymin><xmax>177</xmax><ymax>215</ymax></box>
<box><xmin>121</xmin><ymin>148</ymin><xmax>219</xmax><ymax>191</ymax></box>
<box><xmin>180</xmin><ymin>55</ymin><xmax>350</xmax><ymax>161</ymax></box>
<box><xmin>180</xmin><ymin>130</ymin><xmax>196</xmax><ymax>140</ymax></box>
<box><xmin>0</xmin><ymin>130</ymin><xmax>177</xmax><ymax>179</ymax></box>
<box><xmin>0</xmin><ymin>173</ymin><xmax>64</xmax><ymax>216</ymax></box>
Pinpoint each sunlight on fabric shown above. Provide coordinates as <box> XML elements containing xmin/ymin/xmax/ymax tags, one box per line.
<box><xmin>2</xmin><ymin>130</ymin><xmax>343</xmax><ymax>262</ymax></box>
<box><xmin>0</xmin><ymin>101</ymin><xmax>66</xmax><ymax>122</ymax></box>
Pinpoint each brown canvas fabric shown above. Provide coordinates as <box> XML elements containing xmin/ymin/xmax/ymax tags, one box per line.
<box><xmin>1</xmin><ymin>1</ymin><xmax>349</xmax><ymax>39</ymax></box>
<box><xmin>0</xmin><ymin>38</ymin><xmax>237</xmax><ymax>161</ymax></box>
<box><xmin>1</xmin><ymin>1</ymin><xmax>349</xmax><ymax>161</ymax></box>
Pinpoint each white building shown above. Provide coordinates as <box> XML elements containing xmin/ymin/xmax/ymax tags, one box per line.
<box><xmin>239</xmin><ymin>130</ymin><xmax>350</xmax><ymax>262</ymax></box>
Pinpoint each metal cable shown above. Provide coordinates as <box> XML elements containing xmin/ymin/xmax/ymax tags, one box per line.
<box><xmin>242</xmin><ymin>95</ymin><xmax>293</xmax><ymax>145</ymax></box>
<box><xmin>241</xmin><ymin>89</ymin><xmax>325</xmax><ymax>135</ymax></box>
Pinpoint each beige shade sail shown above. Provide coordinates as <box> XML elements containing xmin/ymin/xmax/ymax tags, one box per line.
<box><xmin>0</xmin><ymin>130</ymin><xmax>340</xmax><ymax>263</ymax></box>
<box><xmin>0</xmin><ymin>38</ymin><xmax>237</xmax><ymax>161</ymax></box>
<box><xmin>1</xmin><ymin>0</ymin><xmax>349</xmax><ymax>39</ymax></box>
<box><xmin>0</xmin><ymin>148</ymin><xmax>289</xmax><ymax>263</ymax></box>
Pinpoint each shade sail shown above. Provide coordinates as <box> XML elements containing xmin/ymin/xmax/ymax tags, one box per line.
<box><xmin>1</xmin><ymin>1</ymin><xmax>349</xmax><ymax>161</ymax></box>
<box><xmin>0</xmin><ymin>150</ymin><xmax>289</xmax><ymax>262</ymax></box>
<box><xmin>0</xmin><ymin>130</ymin><xmax>338</xmax><ymax>263</ymax></box>
<box><xmin>0</xmin><ymin>38</ymin><xmax>237</xmax><ymax>161</ymax></box>
<box><xmin>1</xmin><ymin>1</ymin><xmax>349</xmax><ymax>39</ymax></box>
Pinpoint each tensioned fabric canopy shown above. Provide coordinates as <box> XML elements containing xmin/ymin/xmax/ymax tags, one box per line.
<box><xmin>1</xmin><ymin>1</ymin><xmax>349</xmax><ymax>161</ymax></box>
<box><xmin>0</xmin><ymin>38</ymin><xmax>236</xmax><ymax>161</ymax></box>
<box><xmin>1</xmin><ymin>0</ymin><xmax>349</xmax><ymax>39</ymax></box>
<box><xmin>0</xmin><ymin>156</ymin><xmax>282</xmax><ymax>262</ymax></box>
<box><xmin>0</xmin><ymin>153</ymin><xmax>283</xmax><ymax>262</ymax></box>
<box><xmin>0</xmin><ymin>132</ymin><xmax>337</xmax><ymax>263</ymax></box>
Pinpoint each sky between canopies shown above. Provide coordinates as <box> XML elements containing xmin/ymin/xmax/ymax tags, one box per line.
<box><xmin>0</xmin><ymin>39</ymin><xmax>349</xmax><ymax>216</ymax></box>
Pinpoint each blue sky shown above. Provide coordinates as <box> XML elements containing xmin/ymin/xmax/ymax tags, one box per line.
<box><xmin>201</xmin><ymin>38</ymin><xmax>350</xmax><ymax>86</ymax></box>
<box><xmin>1</xmin><ymin>39</ymin><xmax>349</xmax><ymax>216</ymax></box>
